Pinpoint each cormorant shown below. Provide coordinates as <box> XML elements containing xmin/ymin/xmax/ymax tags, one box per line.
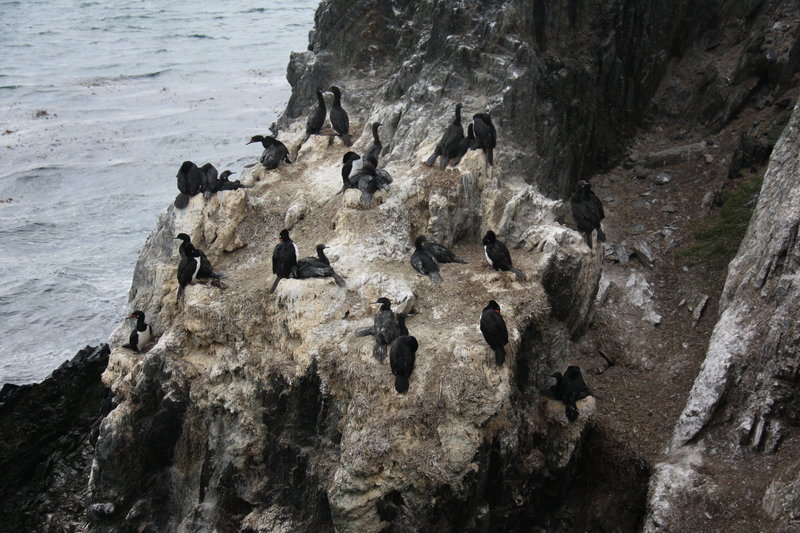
<box><xmin>175</xmin><ymin>161</ymin><xmax>203</xmax><ymax>208</ymax></box>
<box><xmin>176</xmin><ymin>245</ymin><xmax>202</xmax><ymax>301</ymax></box>
<box><xmin>425</xmin><ymin>103</ymin><xmax>464</xmax><ymax>169</ymax></box>
<box><xmin>550</xmin><ymin>366</ymin><xmax>592</xmax><ymax>421</ymax></box>
<box><xmin>198</xmin><ymin>162</ymin><xmax>218</xmax><ymax>199</ymax></box>
<box><xmin>482</xmin><ymin>230</ymin><xmax>526</xmax><ymax>280</ymax></box>
<box><xmin>480</xmin><ymin>300</ymin><xmax>508</xmax><ymax>366</ymax></box>
<box><xmin>372</xmin><ymin>297</ymin><xmax>399</xmax><ymax>361</ymax></box>
<box><xmin>364</xmin><ymin>122</ymin><xmax>382</xmax><ymax>167</ymax></box>
<box><xmin>295</xmin><ymin>244</ymin><xmax>346</xmax><ymax>287</ymax></box>
<box><xmin>421</xmin><ymin>238</ymin><xmax>467</xmax><ymax>264</ymax></box>
<box><xmin>271</xmin><ymin>229</ymin><xmax>298</xmax><ymax>293</ymax></box>
<box><xmin>123</xmin><ymin>310</ymin><xmax>152</xmax><ymax>352</ymax></box>
<box><xmin>570</xmin><ymin>180</ymin><xmax>606</xmax><ymax>249</ymax></box>
<box><xmin>354</xmin><ymin>311</ymin><xmax>413</xmax><ymax>338</ymax></box>
<box><xmin>306</xmin><ymin>88</ymin><xmax>327</xmax><ymax>139</ymax></box>
<box><xmin>328</xmin><ymin>86</ymin><xmax>352</xmax><ymax>146</ymax></box>
<box><xmin>247</xmin><ymin>135</ymin><xmax>292</xmax><ymax>170</ymax></box>
<box><xmin>338</xmin><ymin>151</ymin><xmax>363</xmax><ymax>194</ymax></box>
<box><xmin>214</xmin><ymin>170</ymin><xmax>247</xmax><ymax>192</ymax></box>
<box><xmin>410</xmin><ymin>236</ymin><xmax>442</xmax><ymax>282</ymax></box>
<box><xmin>390</xmin><ymin>335</ymin><xmax>418</xmax><ymax>394</ymax></box>
<box><xmin>175</xmin><ymin>233</ymin><xmax>223</xmax><ymax>279</ymax></box>
<box><xmin>472</xmin><ymin>113</ymin><xmax>497</xmax><ymax>166</ymax></box>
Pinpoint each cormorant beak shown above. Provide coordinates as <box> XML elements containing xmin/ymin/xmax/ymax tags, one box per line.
<box><xmin>246</xmin><ymin>140</ymin><xmax>256</xmax><ymax>145</ymax></box>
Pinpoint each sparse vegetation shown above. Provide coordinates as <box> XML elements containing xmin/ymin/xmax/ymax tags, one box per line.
<box><xmin>678</xmin><ymin>177</ymin><xmax>763</xmax><ymax>270</ymax></box>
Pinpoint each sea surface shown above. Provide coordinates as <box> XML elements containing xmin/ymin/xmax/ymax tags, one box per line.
<box><xmin>0</xmin><ymin>0</ymin><xmax>318</xmax><ymax>385</ymax></box>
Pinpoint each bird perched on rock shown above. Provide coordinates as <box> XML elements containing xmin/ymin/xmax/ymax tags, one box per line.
<box><xmin>176</xmin><ymin>244</ymin><xmax>202</xmax><ymax>301</ymax></box>
<box><xmin>410</xmin><ymin>236</ymin><xmax>442</xmax><ymax>282</ymax></box>
<box><xmin>247</xmin><ymin>135</ymin><xmax>292</xmax><ymax>170</ymax></box>
<box><xmin>421</xmin><ymin>238</ymin><xmax>467</xmax><ymax>264</ymax></box>
<box><xmin>328</xmin><ymin>86</ymin><xmax>351</xmax><ymax>146</ymax></box>
<box><xmin>123</xmin><ymin>310</ymin><xmax>152</xmax><ymax>352</ymax></box>
<box><xmin>354</xmin><ymin>311</ymin><xmax>414</xmax><ymax>338</ymax></box>
<box><xmin>372</xmin><ymin>297</ymin><xmax>399</xmax><ymax>361</ymax></box>
<box><xmin>480</xmin><ymin>300</ymin><xmax>508</xmax><ymax>365</ymax></box>
<box><xmin>425</xmin><ymin>103</ymin><xmax>465</xmax><ymax>169</ymax></box>
<box><xmin>175</xmin><ymin>233</ymin><xmax>223</xmax><ymax>280</ymax></box>
<box><xmin>570</xmin><ymin>180</ymin><xmax>606</xmax><ymax>249</ymax></box>
<box><xmin>390</xmin><ymin>335</ymin><xmax>418</xmax><ymax>394</ymax></box>
<box><xmin>271</xmin><ymin>229</ymin><xmax>299</xmax><ymax>293</ymax></box>
<box><xmin>364</xmin><ymin>122</ymin><xmax>382</xmax><ymax>167</ymax></box>
<box><xmin>198</xmin><ymin>162</ymin><xmax>218</xmax><ymax>199</ymax></box>
<box><xmin>295</xmin><ymin>244</ymin><xmax>346</xmax><ymax>287</ymax></box>
<box><xmin>339</xmin><ymin>151</ymin><xmax>363</xmax><ymax>193</ymax></box>
<box><xmin>214</xmin><ymin>170</ymin><xmax>247</xmax><ymax>192</ymax></box>
<box><xmin>550</xmin><ymin>365</ymin><xmax>592</xmax><ymax>422</ymax></box>
<box><xmin>472</xmin><ymin>112</ymin><xmax>497</xmax><ymax>166</ymax></box>
<box><xmin>482</xmin><ymin>230</ymin><xmax>526</xmax><ymax>280</ymax></box>
<box><xmin>306</xmin><ymin>88</ymin><xmax>327</xmax><ymax>140</ymax></box>
<box><xmin>174</xmin><ymin>161</ymin><xmax>203</xmax><ymax>208</ymax></box>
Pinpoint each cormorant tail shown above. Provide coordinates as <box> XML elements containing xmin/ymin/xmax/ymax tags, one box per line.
<box><xmin>210</xmin><ymin>271</ymin><xmax>224</xmax><ymax>280</ymax></box>
<box><xmin>174</xmin><ymin>193</ymin><xmax>190</xmax><ymax>209</ymax></box>
<box><xmin>439</xmin><ymin>156</ymin><xmax>449</xmax><ymax>170</ymax></box>
<box><xmin>373</xmin><ymin>344</ymin><xmax>387</xmax><ymax>362</ymax></box>
<box><xmin>341</xmin><ymin>133</ymin><xmax>353</xmax><ymax>147</ymax></box>
<box><xmin>121</xmin><ymin>343</ymin><xmax>132</xmax><ymax>350</ymax></box>
<box><xmin>270</xmin><ymin>276</ymin><xmax>282</xmax><ymax>294</ymax></box>
<box><xmin>584</xmin><ymin>233</ymin><xmax>593</xmax><ymax>249</ymax></box>
<box><xmin>494</xmin><ymin>346</ymin><xmax>506</xmax><ymax>366</ymax></box>
<box><xmin>354</xmin><ymin>326</ymin><xmax>374</xmax><ymax>337</ymax></box>
<box><xmin>430</xmin><ymin>271</ymin><xmax>443</xmax><ymax>283</ymax></box>
<box><xmin>284</xmin><ymin>153</ymin><xmax>293</xmax><ymax>164</ymax></box>
<box><xmin>360</xmin><ymin>191</ymin><xmax>374</xmax><ymax>205</ymax></box>
<box><xmin>453</xmin><ymin>256</ymin><xmax>468</xmax><ymax>264</ymax></box>
<box><xmin>566</xmin><ymin>404</ymin><xmax>579</xmax><ymax>422</ymax></box>
<box><xmin>331</xmin><ymin>271</ymin><xmax>346</xmax><ymax>287</ymax></box>
<box><xmin>425</xmin><ymin>147</ymin><xmax>441</xmax><ymax>166</ymax></box>
<box><xmin>487</xmin><ymin>147</ymin><xmax>494</xmax><ymax>166</ymax></box>
<box><xmin>510</xmin><ymin>267</ymin><xmax>527</xmax><ymax>281</ymax></box>
<box><xmin>596</xmin><ymin>226</ymin><xmax>607</xmax><ymax>243</ymax></box>
<box><xmin>176</xmin><ymin>285</ymin><xmax>185</xmax><ymax>302</ymax></box>
<box><xmin>395</xmin><ymin>375</ymin><xmax>410</xmax><ymax>394</ymax></box>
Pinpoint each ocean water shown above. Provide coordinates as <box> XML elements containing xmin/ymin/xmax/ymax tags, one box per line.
<box><xmin>0</xmin><ymin>0</ymin><xmax>318</xmax><ymax>385</ymax></box>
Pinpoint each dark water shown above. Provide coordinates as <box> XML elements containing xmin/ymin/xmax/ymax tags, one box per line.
<box><xmin>0</xmin><ymin>0</ymin><xmax>318</xmax><ymax>384</ymax></box>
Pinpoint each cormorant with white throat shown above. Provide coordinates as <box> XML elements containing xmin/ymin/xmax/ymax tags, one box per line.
<box><xmin>248</xmin><ymin>135</ymin><xmax>292</xmax><ymax>170</ymax></box>
<box><xmin>570</xmin><ymin>180</ymin><xmax>606</xmax><ymax>249</ymax></box>
<box><xmin>480</xmin><ymin>300</ymin><xmax>508</xmax><ymax>365</ymax></box>
<box><xmin>123</xmin><ymin>310</ymin><xmax>152</xmax><ymax>352</ymax></box>
<box><xmin>175</xmin><ymin>233</ymin><xmax>223</xmax><ymax>279</ymax></box>
<box><xmin>390</xmin><ymin>335</ymin><xmax>418</xmax><ymax>394</ymax></box>
<box><xmin>271</xmin><ymin>229</ymin><xmax>298</xmax><ymax>294</ymax></box>
<box><xmin>482</xmin><ymin>230</ymin><xmax>526</xmax><ymax>280</ymax></box>
<box><xmin>410</xmin><ymin>236</ymin><xmax>442</xmax><ymax>282</ymax></box>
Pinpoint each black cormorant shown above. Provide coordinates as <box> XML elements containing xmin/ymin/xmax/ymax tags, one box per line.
<box><xmin>482</xmin><ymin>230</ymin><xmax>526</xmax><ymax>280</ymax></box>
<box><xmin>472</xmin><ymin>113</ymin><xmax>497</xmax><ymax>166</ymax></box>
<box><xmin>480</xmin><ymin>300</ymin><xmax>508</xmax><ymax>365</ymax></box>
<box><xmin>410</xmin><ymin>236</ymin><xmax>442</xmax><ymax>282</ymax></box>
<box><xmin>198</xmin><ymin>162</ymin><xmax>218</xmax><ymax>199</ymax></box>
<box><xmin>175</xmin><ymin>160</ymin><xmax>202</xmax><ymax>208</ymax></box>
<box><xmin>328</xmin><ymin>86</ymin><xmax>352</xmax><ymax>146</ymax></box>
<box><xmin>214</xmin><ymin>170</ymin><xmax>247</xmax><ymax>192</ymax></box>
<box><xmin>364</xmin><ymin>122</ymin><xmax>382</xmax><ymax>167</ymax></box>
<box><xmin>570</xmin><ymin>180</ymin><xmax>606</xmax><ymax>249</ymax></box>
<box><xmin>271</xmin><ymin>229</ymin><xmax>298</xmax><ymax>293</ymax></box>
<box><xmin>422</xmin><ymin>238</ymin><xmax>467</xmax><ymax>264</ymax></box>
<box><xmin>373</xmin><ymin>297</ymin><xmax>399</xmax><ymax>361</ymax></box>
<box><xmin>248</xmin><ymin>135</ymin><xmax>292</xmax><ymax>170</ymax></box>
<box><xmin>390</xmin><ymin>335</ymin><xmax>418</xmax><ymax>394</ymax></box>
<box><xmin>425</xmin><ymin>103</ymin><xmax>464</xmax><ymax>169</ymax></box>
<box><xmin>123</xmin><ymin>310</ymin><xmax>152</xmax><ymax>352</ymax></box>
<box><xmin>306</xmin><ymin>88</ymin><xmax>327</xmax><ymax>139</ymax></box>
<box><xmin>550</xmin><ymin>366</ymin><xmax>592</xmax><ymax>421</ymax></box>
<box><xmin>295</xmin><ymin>244</ymin><xmax>346</xmax><ymax>287</ymax></box>
<box><xmin>176</xmin><ymin>245</ymin><xmax>202</xmax><ymax>301</ymax></box>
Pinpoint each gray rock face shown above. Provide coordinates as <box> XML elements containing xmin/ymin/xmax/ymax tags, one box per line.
<box><xmin>645</xmin><ymin>101</ymin><xmax>800</xmax><ymax>530</ymax></box>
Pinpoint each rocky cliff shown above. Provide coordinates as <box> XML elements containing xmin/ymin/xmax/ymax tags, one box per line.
<box><xmin>4</xmin><ymin>0</ymin><xmax>800</xmax><ymax>531</ymax></box>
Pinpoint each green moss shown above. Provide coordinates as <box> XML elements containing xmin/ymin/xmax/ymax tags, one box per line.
<box><xmin>678</xmin><ymin>177</ymin><xmax>763</xmax><ymax>270</ymax></box>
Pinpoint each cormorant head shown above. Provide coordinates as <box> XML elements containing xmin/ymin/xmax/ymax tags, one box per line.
<box><xmin>373</xmin><ymin>297</ymin><xmax>391</xmax><ymax>309</ymax></box>
<box><xmin>316</xmin><ymin>244</ymin><xmax>327</xmax><ymax>251</ymax></box>
<box><xmin>177</xmin><ymin>160</ymin><xmax>195</xmax><ymax>176</ymax></box>
<box><xmin>219</xmin><ymin>170</ymin><xmax>234</xmax><ymax>180</ymax></box>
<box><xmin>247</xmin><ymin>135</ymin><xmax>265</xmax><ymax>145</ymax></box>
<box><xmin>128</xmin><ymin>310</ymin><xmax>145</xmax><ymax>320</ymax></box>
<box><xmin>576</xmin><ymin>180</ymin><xmax>591</xmax><ymax>191</ymax></box>
<box><xmin>482</xmin><ymin>230</ymin><xmax>496</xmax><ymax>245</ymax></box>
<box><xmin>565</xmin><ymin>366</ymin><xmax>583</xmax><ymax>379</ymax></box>
<box><xmin>328</xmin><ymin>85</ymin><xmax>341</xmax><ymax>97</ymax></box>
<box><xmin>485</xmin><ymin>300</ymin><xmax>501</xmax><ymax>312</ymax></box>
<box><xmin>342</xmin><ymin>151</ymin><xmax>360</xmax><ymax>164</ymax></box>
<box><xmin>279</xmin><ymin>229</ymin><xmax>290</xmax><ymax>242</ymax></box>
<box><xmin>414</xmin><ymin>235</ymin><xmax>427</xmax><ymax>248</ymax></box>
<box><xmin>455</xmin><ymin>103</ymin><xmax>463</xmax><ymax>111</ymax></box>
<box><xmin>372</xmin><ymin>122</ymin><xmax>382</xmax><ymax>131</ymax></box>
<box><xmin>175</xmin><ymin>233</ymin><xmax>191</xmax><ymax>243</ymax></box>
